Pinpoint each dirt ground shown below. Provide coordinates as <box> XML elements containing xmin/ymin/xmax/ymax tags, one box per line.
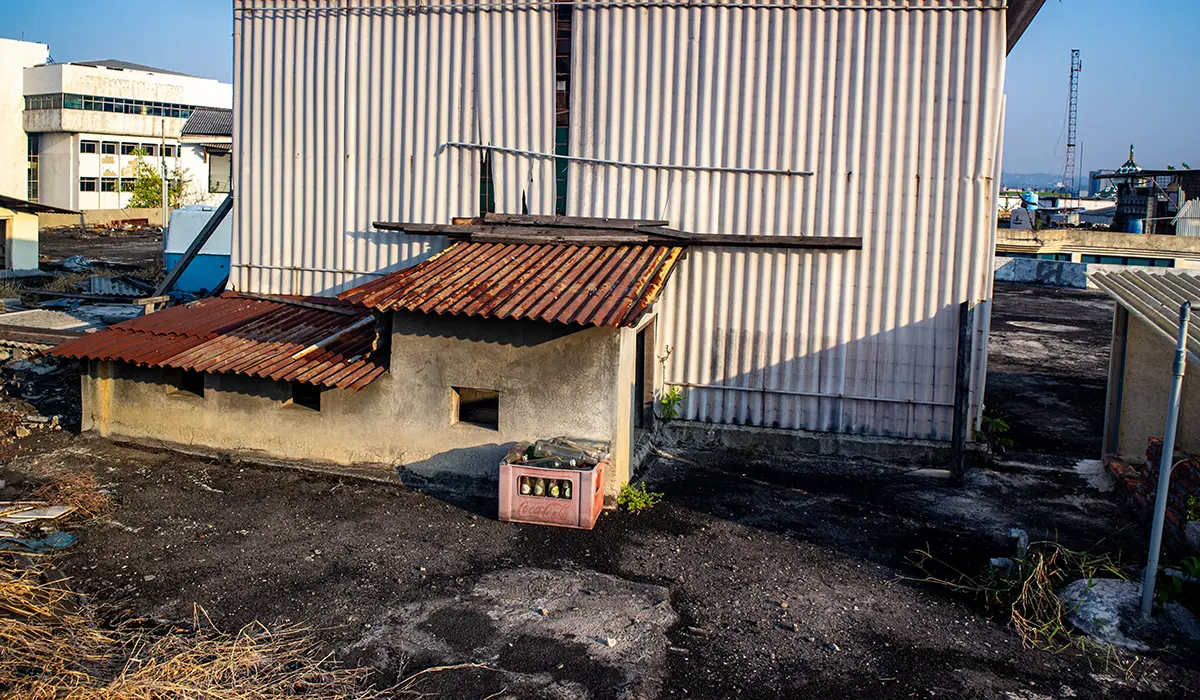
<box><xmin>2</xmin><ymin>280</ymin><xmax>1197</xmax><ymax>698</ymax></box>
<box><xmin>38</xmin><ymin>225</ymin><xmax>163</xmax><ymax>268</ymax></box>
<box><xmin>986</xmin><ymin>282</ymin><xmax>1114</xmax><ymax>457</ymax></box>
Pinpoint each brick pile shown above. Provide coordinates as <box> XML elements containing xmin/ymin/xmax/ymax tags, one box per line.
<box><xmin>1106</xmin><ymin>437</ymin><xmax>1200</xmax><ymax>540</ymax></box>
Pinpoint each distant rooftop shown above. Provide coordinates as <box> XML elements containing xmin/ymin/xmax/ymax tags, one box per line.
<box><xmin>69</xmin><ymin>59</ymin><xmax>201</xmax><ymax>79</ymax></box>
<box><xmin>181</xmin><ymin>107</ymin><xmax>233</xmax><ymax>137</ymax></box>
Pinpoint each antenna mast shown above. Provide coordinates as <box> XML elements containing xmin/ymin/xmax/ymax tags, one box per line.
<box><xmin>1064</xmin><ymin>49</ymin><xmax>1082</xmax><ymax>196</ymax></box>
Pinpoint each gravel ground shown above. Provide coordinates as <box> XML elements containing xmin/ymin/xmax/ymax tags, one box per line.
<box><xmin>986</xmin><ymin>282</ymin><xmax>1114</xmax><ymax>457</ymax></box>
<box><xmin>0</xmin><ymin>435</ymin><xmax>1194</xmax><ymax>699</ymax></box>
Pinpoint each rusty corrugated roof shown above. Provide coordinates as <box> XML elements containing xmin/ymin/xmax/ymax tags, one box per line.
<box><xmin>48</xmin><ymin>294</ymin><xmax>386</xmax><ymax>390</ymax></box>
<box><xmin>338</xmin><ymin>242</ymin><xmax>684</xmax><ymax>328</ymax></box>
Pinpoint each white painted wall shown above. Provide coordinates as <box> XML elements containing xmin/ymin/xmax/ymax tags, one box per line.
<box><xmin>0</xmin><ymin>208</ymin><xmax>41</xmax><ymax>272</ymax></box>
<box><xmin>178</xmin><ymin>143</ymin><xmax>228</xmax><ymax>206</ymax></box>
<box><xmin>0</xmin><ymin>39</ymin><xmax>48</xmax><ymax>200</ymax></box>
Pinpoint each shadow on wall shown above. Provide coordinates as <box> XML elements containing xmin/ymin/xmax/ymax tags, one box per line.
<box><xmin>663</xmin><ymin>300</ymin><xmax>974</xmax><ymax>442</ymax></box>
<box><xmin>398</xmin><ymin>443</ymin><xmax>516</xmax><ymax>517</ymax></box>
<box><xmin>392</xmin><ymin>311</ymin><xmax>590</xmax><ymax>348</ymax></box>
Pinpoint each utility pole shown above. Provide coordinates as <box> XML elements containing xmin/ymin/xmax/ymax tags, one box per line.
<box><xmin>1063</xmin><ymin>49</ymin><xmax>1081</xmax><ymax>197</ymax></box>
<box><xmin>160</xmin><ymin>118</ymin><xmax>168</xmax><ymax>233</ymax></box>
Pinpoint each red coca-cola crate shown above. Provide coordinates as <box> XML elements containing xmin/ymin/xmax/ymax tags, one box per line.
<box><xmin>498</xmin><ymin>460</ymin><xmax>606</xmax><ymax>530</ymax></box>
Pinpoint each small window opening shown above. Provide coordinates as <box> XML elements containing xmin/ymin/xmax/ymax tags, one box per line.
<box><xmin>289</xmin><ymin>381</ymin><xmax>322</xmax><ymax>411</ymax></box>
<box><xmin>167</xmin><ymin>370</ymin><xmax>205</xmax><ymax>397</ymax></box>
<box><xmin>479</xmin><ymin>152</ymin><xmax>496</xmax><ymax>214</ymax></box>
<box><xmin>452</xmin><ymin>387</ymin><xmax>499</xmax><ymax>430</ymax></box>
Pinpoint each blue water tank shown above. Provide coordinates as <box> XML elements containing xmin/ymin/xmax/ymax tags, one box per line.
<box><xmin>1019</xmin><ymin>190</ymin><xmax>1039</xmax><ymax>211</ymax></box>
<box><xmin>165</xmin><ymin>204</ymin><xmax>233</xmax><ymax>294</ymax></box>
<box><xmin>1128</xmin><ymin>219</ymin><xmax>1144</xmax><ymax>234</ymax></box>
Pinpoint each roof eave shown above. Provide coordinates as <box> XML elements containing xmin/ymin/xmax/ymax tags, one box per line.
<box><xmin>1007</xmin><ymin>0</ymin><xmax>1046</xmax><ymax>55</ymax></box>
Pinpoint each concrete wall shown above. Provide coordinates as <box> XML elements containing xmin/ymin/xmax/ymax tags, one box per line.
<box><xmin>0</xmin><ymin>208</ymin><xmax>39</xmax><ymax>271</ymax></box>
<box><xmin>178</xmin><ymin>144</ymin><xmax>226</xmax><ymax>207</ymax></box>
<box><xmin>39</xmin><ymin>207</ymin><xmax>163</xmax><ymax>228</ymax></box>
<box><xmin>1114</xmin><ymin>315</ymin><xmax>1200</xmax><ymax>457</ymax></box>
<box><xmin>23</xmin><ymin>62</ymin><xmax>231</xmax><ymax>110</ymax></box>
<box><xmin>0</xmin><ymin>39</ymin><xmax>48</xmax><ymax>200</ymax></box>
<box><xmin>34</xmin><ymin>132</ymin><xmax>76</xmax><ymax>211</ymax></box>
<box><xmin>81</xmin><ymin>312</ymin><xmax>636</xmax><ymax>495</ymax></box>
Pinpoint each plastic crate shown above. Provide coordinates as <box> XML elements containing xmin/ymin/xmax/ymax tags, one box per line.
<box><xmin>498</xmin><ymin>460</ymin><xmax>606</xmax><ymax>530</ymax></box>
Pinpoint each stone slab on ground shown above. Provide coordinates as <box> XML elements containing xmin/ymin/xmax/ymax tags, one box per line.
<box><xmin>1059</xmin><ymin>578</ymin><xmax>1200</xmax><ymax>652</ymax></box>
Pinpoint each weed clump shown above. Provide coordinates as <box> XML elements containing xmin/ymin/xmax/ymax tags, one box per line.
<box><xmin>618</xmin><ymin>482</ymin><xmax>663</xmax><ymax>514</ymax></box>
<box><xmin>909</xmin><ymin>540</ymin><xmax>1136</xmax><ymax>671</ymax></box>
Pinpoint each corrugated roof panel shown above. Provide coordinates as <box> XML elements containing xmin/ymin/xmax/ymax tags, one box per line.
<box><xmin>1091</xmin><ymin>269</ymin><xmax>1200</xmax><ymax>364</ymax></box>
<box><xmin>338</xmin><ymin>242</ymin><xmax>684</xmax><ymax>328</ymax></box>
<box><xmin>48</xmin><ymin>294</ymin><xmax>386</xmax><ymax>390</ymax></box>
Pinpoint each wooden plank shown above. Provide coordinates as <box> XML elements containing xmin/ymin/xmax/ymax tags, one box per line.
<box><xmin>950</xmin><ymin>301</ymin><xmax>974</xmax><ymax>484</ymax></box>
<box><xmin>480</xmin><ymin>212</ymin><xmax>670</xmax><ymax>229</ymax></box>
<box><xmin>682</xmin><ymin>234</ymin><xmax>864</xmax><ymax>249</ymax></box>
<box><xmin>373</xmin><ymin>221</ymin><xmax>864</xmax><ymax>249</ymax></box>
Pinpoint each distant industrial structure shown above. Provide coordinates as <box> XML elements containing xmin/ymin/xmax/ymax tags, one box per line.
<box><xmin>1097</xmin><ymin>146</ymin><xmax>1198</xmax><ymax>235</ymax></box>
<box><xmin>0</xmin><ymin>39</ymin><xmax>232</xmax><ymax>212</ymax></box>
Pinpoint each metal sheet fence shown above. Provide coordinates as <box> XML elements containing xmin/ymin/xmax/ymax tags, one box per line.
<box><xmin>232</xmin><ymin>0</ymin><xmax>1008</xmax><ymax>440</ymax></box>
<box><xmin>567</xmin><ymin>1</ymin><xmax>1006</xmax><ymax>438</ymax></box>
<box><xmin>232</xmin><ymin>0</ymin><xmax>556</xmax><ymax>295</ymax></box>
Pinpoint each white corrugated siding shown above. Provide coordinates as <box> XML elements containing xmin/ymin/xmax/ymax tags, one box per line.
<box><xmin>231</xmin><ymin>0</ymin><xmax>555</xmax><ymax>295</ymax></box>
<box><xmin>232</xmin><ymin>0</ymin><xmax>1007</xmax><ymax>441</ymax></box>
<box><xmin>568</xmin><ymin>1</ymin><xmax>1006</xmax><ymax>439</ymax></box>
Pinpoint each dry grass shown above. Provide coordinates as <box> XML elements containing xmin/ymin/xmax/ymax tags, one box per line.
<box><xmin>909</xmin><ymin>541</ymin><xmax>1139</xmax><ymax>675</ymax></box>
<box><xmin>30</xmin><ymin>471</ymin><xmax>112</xmax><ymax>519</ymax></box>
<box><xmin>0</xmin><ymin>562</ymin><xmax>386</xmax><ymax>699</ymax></box>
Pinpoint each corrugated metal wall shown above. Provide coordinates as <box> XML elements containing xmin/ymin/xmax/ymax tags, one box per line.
<box><xmin>231</xmin><ymin>0</ymin><xmax>555</xmax><ymax>295</ymax></box>
<box><xmin>568</xmin><ymin>1</ymin><xmax>1006</xmax><ymax>439</ymax></box>
<box><xmin>232</xmin><ymin>0</ymin><xmax>1007</xmax><ymax>441</ymax></box>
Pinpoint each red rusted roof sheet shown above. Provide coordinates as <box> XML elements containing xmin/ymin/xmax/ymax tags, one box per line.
<box><xmin>48</xmin><ymin>294</ymin><xmax>386</xmax><ymax>390</ymax></box>
<box><xmin>338</xmin><ymin>242</ymin><xmax>685</xmax><ymax>328</ymax></box>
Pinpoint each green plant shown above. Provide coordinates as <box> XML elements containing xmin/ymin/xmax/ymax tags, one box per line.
<box><xmin>1157</xmin><ymin>573</ymin><xmax>1185</xmax><ymax>606</ymax></box>
<box><xmin>617</xmin><ymin>482</ymin><xmax>663</xmax><ymax>514</ymax></box>
<box><xmin>659</xmin><ymin>385</ymin><xmax>683</xmax><ymax>421</ymax></box>
<box><xmin>126</xmin><ymin>147</ymin><xmax>192</xmax><ymax>209</ymax></box>
<box><xmin>1185</xmin><ymin>494</ymin><xmax>1200</xmax><ymax>522</ymax></box>
<box><xmin>976</xmin><ymin>414</ymin><xmax>1015</xmax><ymax>453</ymax></box>
<box><xmin>1178</xmin><ymin>555</ymin><xmax>1200</xmax><ymax>580</ymax></box>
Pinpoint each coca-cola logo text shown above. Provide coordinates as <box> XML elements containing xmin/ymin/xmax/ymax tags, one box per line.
<box><xmin>516</xmin><ymin>498</ymin><xmax>572</xmax><ymax>521</ymax></box>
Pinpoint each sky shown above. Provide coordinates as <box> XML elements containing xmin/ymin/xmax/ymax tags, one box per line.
<box><xmin>1004</xmin><ymin>0</ymin><xmax>1199</xmax><ymax>177</ymax></box>
<box><xmin>3</xmin><ymin>0</ymin><xmax>1197</xmax><ymax>180</ymax></box>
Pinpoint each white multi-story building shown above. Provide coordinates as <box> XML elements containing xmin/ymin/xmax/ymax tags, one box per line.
<box><xmin>22</xmin><ymin>59</ymin><xmax>231</xmax><ymax>211</ymax></box>
<box><xmin>0</xmin><ymin>38</ymin><xmax>49</xmax><ymax>202</ymax></box>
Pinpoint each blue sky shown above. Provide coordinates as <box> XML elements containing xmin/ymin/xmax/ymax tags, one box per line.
<box><xmin>4</xmin><ymin>0</ymin><xmax>1196</xmax><ymax>178</ymax></box>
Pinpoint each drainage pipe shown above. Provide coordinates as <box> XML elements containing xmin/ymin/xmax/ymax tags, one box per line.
<box><xmin>1141</xmin><ymin>300</ymin><xmax>1191</xmax><ymax>619</ymax></box>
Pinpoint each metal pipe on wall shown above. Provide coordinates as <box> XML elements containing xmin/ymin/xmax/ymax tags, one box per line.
<box><xmin>1141</xmin><ymin>300</ymin><xmax>1191</xmax><ymax>618</ymax></box>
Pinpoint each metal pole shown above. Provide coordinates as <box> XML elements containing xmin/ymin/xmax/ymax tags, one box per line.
<box><xmin>160</xmin><ymin>118</ymin><xmax>168</xmax><ymax>232</ymax></box>
<box><xmin>1141</xmin><ymin>300</ymin><xmax>1191</xmax><ymax>618</ymax></box>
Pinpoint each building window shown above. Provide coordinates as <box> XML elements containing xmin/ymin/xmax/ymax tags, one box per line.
<box><xmin>100</xmin><ymin>177</ymin><xmax>118</xmax><ymax>193</ymax></box>
<box><xmin>25</xmin><ymin>92</ymin><xmax>201</xmax><ymax>119</ymax></box>
<box><xmin>451</xmin><ymin>387</ymin><xmax>499</xmax><ymax>430</ymax></box>
<box><xmin>162</xmin><ymin>144</ymin><xmax>176</xmax><ymax>158</ymax></box>
<box><xmin>80</xmin><ymin>140</ymin><xmax>98</xmax><ymax>154</ymax></box>
<box><xmin>120</xmin><ymin>143</ymin><xmax>138</xmax><ymax>156</ymax></box>
<box><xmin>79</xmin><ymin>177</ymin><xmax>98</xmax><ymax>192</ymax></box>
<box><xmin>287</xmin><ymin>382</ymin><xmax>322</xmax><ymax>411</ymax></box>
<box><xmin>26</xmin><ymin>135</ymin><xmax>38</xmax><ymax>202</ymax></box>
<box><xmin>119</xmin><ymin>178</ymin><xmax>134</xmax><ymax>192</ymax></box>
<box><xmin>142</xmin><ymin>143</ymin><xmax>157</xmax><ymax>157</ymax></box>
<box><xmin>101</xmin><ymin>142</ymin><xmax>117</xmax><ymax>155</ymax></box>
<box><xmin>166</xmin><ymin>370</ymin><xmax>205</xmax><ymax>398</ymax></box>
<box><xmin>208</xmin><ymin>151</ymin><xmax>231</xmax><ymax>193</ymax></box>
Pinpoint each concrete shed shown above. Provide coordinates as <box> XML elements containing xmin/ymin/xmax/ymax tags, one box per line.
<box><xmin>50</xmin><ymin>221</ymin><xmax>688</xmax><ymax>495</ymax></box>
<box><xmin>1092</xmin><ymin>270</ymin><xmax>1200</xmax><ymax>459</ymax></box>
<box><xmin>0</xmin><ymin>193</ymin><xmax>75</xmax><ymax>274</ymax></box>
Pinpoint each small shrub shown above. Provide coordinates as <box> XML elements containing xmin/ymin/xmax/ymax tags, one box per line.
<box><xmin>659</xmin><ymin>385</ymin><xmax>683</xmax><ymax>421</ymax></box>
<box><xmin>976</xmin><ymin>414</ymin><xmax>1015</xmax><ymax>453</ymax></box>
<box><xmin>618</xmin><ymin>482</ymin><xmax>663</xmax><ymax>514</ymax></box>
<box><xmin>1185</xmin><ymin>494</ymin><xmax>1200</xmax><ymax>522</ymax></box>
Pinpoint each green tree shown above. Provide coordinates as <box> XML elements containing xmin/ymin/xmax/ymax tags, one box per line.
<box><xmin>126</xmin><ymin>147</ymin><xmax>192</xmax><ymax>209</ymax></box>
